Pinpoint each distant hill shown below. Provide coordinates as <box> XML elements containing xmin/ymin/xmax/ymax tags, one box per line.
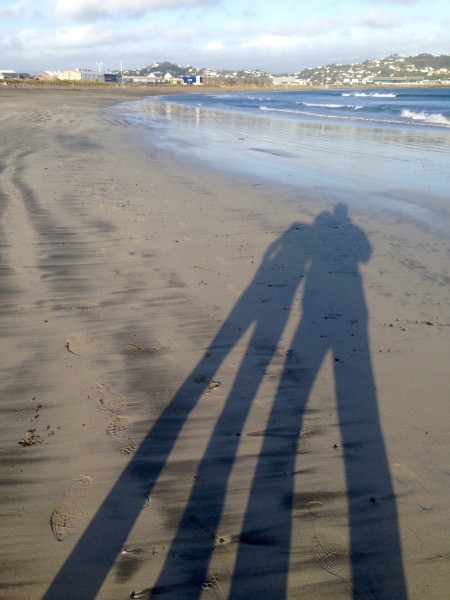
<box><xmin>121</xmin><ymin>61</ymin><xmax>193</xmax><ymax>78</ymax></box>
<box><xmin>116</xmin><ymin>54</ymin><xmax>450</xmax><ymax>86</ymax></box>
<box><xmin>290</xmin><ymin>54</ymin><xmax>450</xmax><ymax>85</ymax></box>
<box><xmin>118</xmin><ymin>61</ymin><xmax>271</xmax><ymax>80</ymax></box>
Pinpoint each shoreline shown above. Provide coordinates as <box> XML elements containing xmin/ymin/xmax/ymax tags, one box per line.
<box><xmin>3</xmin><ymin>80</ymin><xmax>450</xmax><ymax>94</ymax></box>
<box><xmin>117</xmin><ymin>89</ymin><xmax>450</xmax><ymax>239</ymax></box>
<box><xmin>1</xmin><ymin>87</ymin><xmax>449</xmax><ymax>599</ymax></box>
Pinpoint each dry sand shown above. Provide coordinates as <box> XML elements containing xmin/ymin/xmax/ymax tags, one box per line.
<box><xmin>0</xmin><ymin>86</ymin><xmax>449</xmax><ymax>599</ymax></box>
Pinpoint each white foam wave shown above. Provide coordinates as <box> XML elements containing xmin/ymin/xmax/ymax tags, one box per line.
<box><xmin>260</xmin><ymin>105</ymin><xmax>386</xmax><ymax>122</ymax></box>
<box><xmin>303</xmin><ymin>102</ymin><xmax>344</xmax><ymax>108</ymax></box>
<box><xmin>342</xmin><ymin>92</ymin><xmax>397</xmax><ymax>98</ymax></box>
<box><xmin>259</xmin><ymin>105</ymin><xmax>410</xmax><ymax>126</ymax></box>
<box><xmin>259</xmin><ymin>105</ymin><xmax>450</xmax><ymax>128</ymax></box>
<box><xmin>260</xmin><ymin>106</ymin><xmax>310</xmax><ymax>116</ymax></box>
<box><xmin>401</xmin><ymin>109</ymin><xmax>450</xmax><ymax>126</ymax></box>
<box><xmin>302</xmin><ymin>102</ymin><xmax>363</xmax><ymax>110</ymax></box>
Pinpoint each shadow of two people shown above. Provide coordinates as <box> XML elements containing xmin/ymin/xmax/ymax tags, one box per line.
<box><xmin>43</xmin><ymin>204</ymin><xmax>407</xmax><ymax>600</ymax></box>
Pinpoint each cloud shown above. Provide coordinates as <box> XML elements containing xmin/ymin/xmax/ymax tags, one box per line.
<box><xmin>49</xmin><ymin>0</ymin><xmax>221</xmax><ymax>21</ymax></box>
<box><xmin>204</xmin><ymin>41</ymin><xmax>225</xmax><ymax>51</ymax></box>
<box><xmin>164</xmin><ymin>26</ymin><xmax>203</xmax><ymax>42</ymax></box>
<box><xmin>358</xmin><ymin>9</ymin><xmax>398</xmax><ymax>28</ymax></box>
<box><xmin>243</xmin><ymin>33</ymin><xmax>303</xmax><ymax>51</ymax></box>
<box><xmin>222</xmin><ymin>20</ymin><xmax>250</xmax><ymax>36</ymax></box>
<box><xmin>2</xmin><ymin>0</ymin><xmax>448</xmax><ymax>74</ymax></box>
<box><xmin>0</xmin><ymin>1</ymin><xmax>38</xmax><ymax>19</ymax></box>
<box><xmin>14</xmin><ymin>24</ymin><xmax>126</xmax><ymax>52</ymax></box>
<box><xmin>3</xmin><ymin>20</ymin><xmax>153</xmax><ymax>59</ymax></box>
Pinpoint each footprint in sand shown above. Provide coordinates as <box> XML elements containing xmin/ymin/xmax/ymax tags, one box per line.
<box><xmin>298</xmin><ymin>436</ymin><xmax>310</xmax><ymax>455</ymax></box>
<box><xmin>125</xmin><ymin>342</ymin><xmax>144</xmax><ymax>365</ymax></box>
<box><xmin>95</xmin><ymin>381</ymin><xmax>129</xmax><ymax>413</ymax></box>
<box><xmin>65</xmin><ymin>333</ymin><xmax>83</xmax><ymax>355</ymax></box>
<box><xmin>50</xmin><ymin>475</ymin><xmax>92</xmax><ymax>541</ymax></box>
<box><xmin>392</xmin><ymin>462</ymin><xmax>434</xmax><ymax>510</ymax></box>
<box><xmin>106</xmin><ymin>416</ymin><xmax>129</xmax><ymax>437</ymax></box>
<box><xmin>65</xmin><ymin>333</ymin><xmax>101</xmax><ymax>356</ymax></box>
<box><xmin>297</xmin><ymin>426</ymin><xmax>312</xmax><ymax>455</ymax></box>
<box><xmin>263</xmin><ymin>369</ymin><xmax>283</xmax><ymax>383</ymax></box>
<box><xmin>106</xmin><ymin>416</ymin><xmax>135</xmax><ymax>455</ymax></box>
<box><xmin>82</xmin><ymin>303</ymin><xmax>101</xmax><ymax>320</ymax></box>
<box><xmin>223</xmin><ymin>362</ymin><xmax>238</xmax><ymax>375</ymax></box>
<box><xmin>308</xmin><ymin>501</ymin><xmax>326</xmax><ymax>517</ymax></box>
<box><xmin>312</xmin><ymin>527</ymin><xmax>350</xmax><ymax>581</ymax></box>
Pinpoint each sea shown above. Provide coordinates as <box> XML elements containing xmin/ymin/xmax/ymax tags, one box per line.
<box><xmin>119</xmin><ymin>88</ymin><xmax>450</xmax><ymax>233</ymax></box>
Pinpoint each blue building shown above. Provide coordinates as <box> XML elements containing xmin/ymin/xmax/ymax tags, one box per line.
<box><xmin>181</xmin><ymin>76</ymin><xmax>203</xmax><ymax>85</ymax></box>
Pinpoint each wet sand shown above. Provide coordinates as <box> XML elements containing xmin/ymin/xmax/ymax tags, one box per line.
<box><xmin>0</xmin><ymin>86</ymin><xmax>449</xmax><ymax>599</ymax></box>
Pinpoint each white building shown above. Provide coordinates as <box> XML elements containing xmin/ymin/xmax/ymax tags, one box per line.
<box><xmin>57</xmin><ymin>69</ymin><xmax>103</xmax><ymax>82</ymax></box>
<box><xmin>272</xmin><ymin>76</ymin><xmax>307</xmax><ymax>86</ymax></box>
<box><xmin>0</xmin><ymin>70</ymin><xmax>19</xmax><ymax>79</ymax></box>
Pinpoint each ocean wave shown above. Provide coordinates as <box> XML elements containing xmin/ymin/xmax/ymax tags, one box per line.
<box><xmin>401</xmin><ymin>109</ymin><xmax>450</xmax><ymax>126</ymax></box>
<box><xmin>397</xmin><ymin>91</ymin><xmax>450</xmax><ymax>99</ymax></box>
<box><xmin>342</xmin><ymin>92</ymin><xmax>397</xmax><ymax>98</ymax></box>
<box><xmin>259</xmin><ymin>105</ymin><xmax>399</xmax><ymax>123</ymax></box>
<box><xmin>302</xmin><ymin>102</ymin><xmax>363</xmax><ymax>109</ymax></box>
<box><xmin>258</xmin><ymin>104</ymin><xmax>450</xmax><ymax>129</ymax></box>
<box><xmin>260</xmin><ymin>106</ymin><xmax>329</xmax><ymax>118</ymax></box>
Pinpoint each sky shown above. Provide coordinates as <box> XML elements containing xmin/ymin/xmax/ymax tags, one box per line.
<box><xmin>1</xmin><ymin>0</ymin><xmax>449</xmax><ymax>74</ymax></box>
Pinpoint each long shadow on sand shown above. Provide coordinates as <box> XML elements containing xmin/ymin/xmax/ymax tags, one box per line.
<box><xmin>43</xmin><ymin>204</ymin><xmax>407</xmax><ymax>600</ymax></box>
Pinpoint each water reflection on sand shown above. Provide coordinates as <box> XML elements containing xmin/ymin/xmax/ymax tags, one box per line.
<box><xmin>120</xmin><ymin>96</ymin><xmax>450</xmax><ymax>234</ymax></box>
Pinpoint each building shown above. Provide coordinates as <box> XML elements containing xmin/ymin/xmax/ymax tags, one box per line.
<box><xmin>104</xmin><ymin>72</ymin><xmax>121</xmax><ymax>83</ymax></box>
<box><xmin>35</xmin><ymin>71</ymin><xmax>60</xmax><ymax>80</ymax></box>
<box><xmin>371</xmin><ymin>76</ymin><xmax>424</xmax><ymax>85</ymax></box>
<box><xmin>122</xmin><ymin>74</ymin><xmax>161</xmax><ymax>84</ymax></box>
<box><xmin>0</xmin><ymin>70</ymin><xmax>32</xmax><ymax>80</ymax></box>
<box><xmin>57</xmin><ymin>69</ymin><xmax>103</xmax><ymax>82</ymax></box>
<box><xmin>0</xmin><ymin>70</ymin><xmax>18</xmax><ymax>79</ymax></box>
<box><xmin>272</xmin><ymin>76</ymin><xmax>306</xmax><ymax>86</ymax></box>
<box><xmin>181</xmin><ymin>76</ymin><xmax>204</xmax><ymax>85</ymax></box>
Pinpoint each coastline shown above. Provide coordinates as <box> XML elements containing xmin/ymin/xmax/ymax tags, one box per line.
<box><xmin>118</xmin><ymin>88</ymin><xmax>450</xmax><ymax>238</ymax></box>
<box><xmin>1</xmin><ymin>87</ymin><xmax>449</xmax><ymax>599</ymax></box>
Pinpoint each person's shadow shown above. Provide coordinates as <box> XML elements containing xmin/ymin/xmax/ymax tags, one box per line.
<box><xmin>43</xmin><ymin>204</ymin><xmax>407</xmax><ymax>599</ymax></box>
<box><xmin>228</xmin><ymin>204</ymin><xmax>407</xmax><ymax>599</ymax></box>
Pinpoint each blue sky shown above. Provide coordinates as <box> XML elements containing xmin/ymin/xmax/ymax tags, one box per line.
<box><xmin>1</xmin><ymin>0</ymin><xmax>449</xmax><ymax>73</ymax></box>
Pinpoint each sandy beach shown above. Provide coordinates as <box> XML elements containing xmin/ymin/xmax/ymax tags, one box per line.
<box><xmin>1</xmin><ymin>86</ymin><xmax>449</xmax><ymax>599</ymax></box>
